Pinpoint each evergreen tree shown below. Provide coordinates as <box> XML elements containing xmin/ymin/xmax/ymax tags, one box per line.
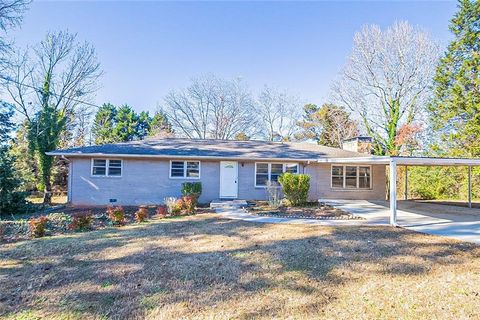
<box><xmin>0</xmin><ymin>103</ymin><xmax>28</xmax><ymax>215</ymax></box>
<box><xmin>429</xmin><ymin>0</ymin><xmax>480</xmax><ymax>156</ymax></box>
<box><xmin>113</xmin><ymin>105</ymin><xmax>139</xmax><ymax>142</ymax></box>
<box><xmin>148</xmin><ymin>110</ymin><xmax>173</xmax><ymax>137</ymax></box>
<box><xmin>92</xmin><ymin>103</ymin><xmax>117</xmax><ymax>144</ymax></box>
<box><xmin>297</xmin><ymin>103</ymin><xmax>358</xmax><ymax>148</ymax></box>
<box><xmin>137</xmin><ymin>111</ymin><xmax>152</xmax><ymax>140</ymax></box>
<box><xmin>92</xmin><ymin>105</ymin><xmax>174</xmax><ymax>143</ymax></box>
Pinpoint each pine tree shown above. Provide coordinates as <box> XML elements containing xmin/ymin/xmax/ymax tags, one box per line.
<box><xmin>92</xmin><ymin>103</ymin><xmax>117</xmax><ymax>145</ymax></box>
<box><xmin>296</xmin><ymin>103</ymin><xmax>358</xmax><ymax>148</ymax></box>
<box><xmin>113</xmin><ymin>105</ymin><xmax>139</xmax><ymax>142</ymax></box>
<box><xmin>429</xmin><ymin>0</ymin><xmax>480</xmax><ymax>156</ymax></box>
<box><xmin>148</xmin><ymin>110</ymin><xmax>173</xmax><ymax>137</ymax></box>
<box><xmin>0</xmin><ymin>103</ymin><xmax>28</xmax><ymax>215</ymax></box>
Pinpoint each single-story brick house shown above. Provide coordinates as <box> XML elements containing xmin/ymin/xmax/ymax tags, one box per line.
<box><xmin>47</xmin><ymin>137</ymin><xmax>387</xmax><ymax>205</ymax></box>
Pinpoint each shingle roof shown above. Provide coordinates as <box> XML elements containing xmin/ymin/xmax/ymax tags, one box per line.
<box><xmin>47</xmin><ymin>138</ymin><xmax>366</xmax><ymax>160</ymax></box>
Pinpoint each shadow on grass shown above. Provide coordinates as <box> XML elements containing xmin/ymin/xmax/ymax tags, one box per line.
<box><xmin>0</xmin><ymin>214</ymin><xmax>478</xmax><ymax>319</ymax></box>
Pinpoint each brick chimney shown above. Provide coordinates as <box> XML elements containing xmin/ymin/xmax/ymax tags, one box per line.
<box><xmin>342</xmin><ymin>136</ymin><xmax>373</xmax><ymax>154</ymax></box>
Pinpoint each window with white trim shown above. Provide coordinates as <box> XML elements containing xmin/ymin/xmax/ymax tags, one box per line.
<box><xmin>255</xmin><ymin>163</ymin><xmax>299</xmax><ymax>187</ymax></box>
<box><xmin>92</xmin><ymin>159</ymin><xmax>122</xmax><ymax>177</ymax></box>
<box><xmin>331</xmin><ymin>165</ymin><xmax>371</xmax><ymax>189</ymax></box>
<box><xmin>170</xmin><ymin>160</ymin><xmax>200</xmax><ymax>179</ymax></box>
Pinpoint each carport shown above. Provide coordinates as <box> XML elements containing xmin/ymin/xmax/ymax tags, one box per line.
<box><xmin>318</xmin><ymin>156</ymin><xmax>480</xmax><ymax>226</ymax></box>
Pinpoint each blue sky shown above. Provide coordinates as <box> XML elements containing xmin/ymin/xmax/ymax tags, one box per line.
<box><xmin>11</xmin><ymin>1</ymin><xmax>457</xmax><ymax>113</ymax></box>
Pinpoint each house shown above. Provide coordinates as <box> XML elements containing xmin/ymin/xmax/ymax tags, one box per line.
<box><xmin>47</xmin><ymin>137</ymin><xmax>387</xmax><ymax>205</ymax></box>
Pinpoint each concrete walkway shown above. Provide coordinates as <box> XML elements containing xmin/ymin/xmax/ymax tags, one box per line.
<box><xmin>214</xmin><ymin>204</ymin><xmax>365</xmax><ymax>226</ymax></box>
<box><xmin>322</xmin><ymin>199</ymin><xmax>480</xmax><ymax>244</ymax></box>
<box><xmin>213</xmin><ymin>200</ymin><xmax>480</xmax><ymax>244</ymax></box>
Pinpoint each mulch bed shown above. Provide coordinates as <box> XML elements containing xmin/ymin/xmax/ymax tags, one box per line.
<box><xmin>247</xmin><ymin>201</ymin><xmax>362</xmax><ymax>220</ymax></box>
<box><xmin>0</xmin><ymin>204</ymin><xmax>213</xmax><ymax>243</ymax></box>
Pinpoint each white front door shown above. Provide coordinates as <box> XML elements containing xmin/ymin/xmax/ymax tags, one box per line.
<box><xmin>220</xmin><ymin>161</ymin><xmax>238</xmax><ymax>199</ymax></box>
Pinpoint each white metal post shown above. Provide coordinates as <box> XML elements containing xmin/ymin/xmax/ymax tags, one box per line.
<box><xmin>468</xmin><ymin>165</ymin><xmax>472</xmax><ymax>208</ymax></box>
<box><xmin>404</xmin><ymin>165</ymin><xmax>408</xmax><ymax>201</ymax></box>
<box><xmin>390</xmin><ymin>159</ymin><xmax>398</xmax><ymax>226</ymax></box>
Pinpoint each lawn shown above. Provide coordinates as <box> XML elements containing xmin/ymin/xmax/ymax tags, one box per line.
<box><xmin>1</xmin><ymin>214</ymin><xmax>479</xmax><ymax>319</ymax></box>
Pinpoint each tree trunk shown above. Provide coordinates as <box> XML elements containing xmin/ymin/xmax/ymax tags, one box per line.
<box><xmin>43</xmin><ymin>177</ymin><xmax>52</xmax><ymax>205</ymax></box>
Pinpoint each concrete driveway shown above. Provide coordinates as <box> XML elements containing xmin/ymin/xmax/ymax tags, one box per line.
<box><xmin>321</xmin><ymin>199</ymin><xmax>480</xmax><ymax>244</ymax></box>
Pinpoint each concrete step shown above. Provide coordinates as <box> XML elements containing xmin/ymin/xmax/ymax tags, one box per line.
<box><xmin>210</xmin><ymin>199</ymin><xmax>248</xmax><ymax>209</ymax></box>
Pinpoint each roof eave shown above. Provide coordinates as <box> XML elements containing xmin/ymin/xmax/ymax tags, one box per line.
<box><xmin>45</xmin><ymin>152</ymin><xmax>321</xmax><ymax>162</ymax></box>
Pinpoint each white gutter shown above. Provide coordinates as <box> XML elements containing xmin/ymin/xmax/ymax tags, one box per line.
<box><xmin>317</xmin><ymin>156</ymin><xmax>390</xmax><ymax>164</ymax></box>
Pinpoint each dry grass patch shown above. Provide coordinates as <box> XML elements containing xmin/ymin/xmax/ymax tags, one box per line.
<box><xmin>0</xmin><ymin>214</ymin><xmax>479</xmax><ymax>319</ymax></box>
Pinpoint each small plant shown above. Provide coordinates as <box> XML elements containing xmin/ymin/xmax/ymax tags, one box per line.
<box><xmin>69</xmin><ymin>211</ymin><xmax>93</xmax><ymax>231</ymax></box>
<box><xmin>164</xmin><ymin>197</ymin><xmax>183</xmax><ymax>216</ymax></box>
<box><xmin>155</xmin><ymin>205</ymin><xmax>167</xmax><ymax>218</ymax></box>
<box><xmin>174</xmin><ymin>199</ymin><xmax>185</xmax><ymax>215</ymax></box>
<box><xmin>182</xmin><ymin>195</ymin><xmax>197</xmax><ymax>214</ymax></box>
<box><xmin>278</xmin><ymin>173</ymin><xmax>310</xmax><ymax>206</ymax></box>
<box><xmin>135</xmin><ymin>206</ymin><xmax>149</xmax><ymax>223</ymax></box>
<box><xmin>265</xmin><ymin>181</ymin><xmax>282</xmax><ymax>209</ymax></box>
<box><xmin>29</xmin><ymin>216</ymin><xmax>48</xmax><ymax>238</ymax></box>
<box><xmin>164</xmin><ymin>197</ymin><xmax>176</xmax><ymax>215</ymax></box>
<box><xmin>106</xmin><ymin>206</ymin><xmax>126</xmax><ymax>226</ymax></box>
<box><xmin>181</xmin><ymin>182</ymin><xmax>202</xmax><ymax>198</ymax></box>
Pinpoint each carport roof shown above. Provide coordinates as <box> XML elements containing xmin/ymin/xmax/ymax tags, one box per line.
<box><xmin>317</xmin><ymin>155</ymin><xmax>480</xmax><ymax>166</ymax></box>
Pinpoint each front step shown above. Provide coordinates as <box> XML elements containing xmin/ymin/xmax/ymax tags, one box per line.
<box><xmin>210</xmin><ymin>199</ymin><xmax>248</xmax><ymax>209</ymax></box>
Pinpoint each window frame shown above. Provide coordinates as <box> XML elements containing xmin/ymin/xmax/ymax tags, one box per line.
<box><xmin>169</xmin><ymin>160</ymin><xmax>201</xmax><ymax>179</ymax></box>
<box><xmin>91</xmin><ymin>158</ymin><xmax>123</xmax><ymax>178</ymax></box>
<box><xmin>254</xmin><ymin>162</ymin><xmax>299</xmax><ymax>188</ymax></box>
<box><xmin>330</xmin><ymin>164</ymin><xmax>372</xmax><ymax>190</ymax></box>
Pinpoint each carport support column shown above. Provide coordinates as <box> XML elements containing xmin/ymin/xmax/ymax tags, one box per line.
<box><xmin>468</xmin><ymin>165</ymin><xmax>472</xmax><ymax>209</ymax></box>
<box><xmin>404</xmin><ymin>165</ymin><xmax>408</xmax><ymax>200</ymax></box>
<box><xmin>390</xmin><ymin>159</ymin><xmax>398</xmax><ymax>226</ymax></box>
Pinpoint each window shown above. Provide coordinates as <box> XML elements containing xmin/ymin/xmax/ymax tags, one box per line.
<box><xmin>359</xmin><ymin>166</ymin><xmax>371</xmax><ymax>189</ymax></box>
<box><xmin>255</xmin><ymin>163</ymin><xmax>269</xmax><ymax>186</ymax></box>
<box><xmin>92</xmin><ymin>159</ymin><xmax>122</xmax><ymax>177</ymax></box>
<box><xmin>331</xmin><ymin>165</ymin><xmax>371</xmax><ymax>189</ymax></box>
<box><xmin>255</xmin><ymin>163</ymin><xmax>299</xmax><ymax>187</ymax></box>
<box><xmin>170</xmin><ymin>160</ymin><xmax>200</xmax><ymax>179</ymax></box>
<box><xmin>270</xmin><ymin>164</ymin><xmax>284</xmax><ymax>183</ymax></box>
<box><xmin>345</xmin><ymin>166</ymin><xmax>357</xmax><ymax>188</ymax></box>
<box><xmin>331</xmin><ymin>166</ymin><xmax>343</xmax><ymax>188</ymax></box>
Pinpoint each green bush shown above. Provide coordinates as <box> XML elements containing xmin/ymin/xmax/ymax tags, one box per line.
<box><xmin>278</xmin><ymin>173</ymin><xmax>310</xmax><ymax>206</ymax></box>
<box><xmin>181</xmin><ymin>182</ymin><xmax>202</xmax><ymax>198</ymax></box>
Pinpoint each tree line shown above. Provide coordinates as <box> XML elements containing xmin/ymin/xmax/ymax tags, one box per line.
<box><xmin>0</xmin><ymin>0</ymin><xmax>479</xmax><ymax>209</ymax></box>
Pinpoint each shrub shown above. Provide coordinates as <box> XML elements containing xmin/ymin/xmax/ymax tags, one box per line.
<box><xmin>182</xmin><ymin>195</ymin><xmax>197</xmax><ymax>214</ymax></box>
<box><xmin>164</xmin><ymin>197</ymin><xmax>177</xmax><ymax>215</ymax></box>
<box><xmin>278</xmin><ymin>173</ymin><xmax>310</xmax><ymax>206</ymax></box>
<box><xmin>69</xmin><ymin>211</ymin><xmax>93</xmax><ymax>231</ymax></box>
<box><xmin>29</xmin><ymin>216</ymin><xmax>48</xmax><ymax>238</ymax></box>
<box><xmin>181</xmin><ymin>182</ymin><xmax>202</xmax><ymax>198</ymax></box>
<box><xmin>47</xmin><ymin>212</ymin><xmax>72</xmax><ymax>232</ymax></box>
<box><xmin>135</xmin><ymin>206</ymin><xmax>149</xmax><ymax>223</ymax></box>
<box><xmin>155</xmin><ymin>205</ymin><xmax>167</xmax><ymax>218</ymax></box>
<box><xmin>107</xmin><ymin>206</ymin><xmax>126</xmax><ymax>226</ymax></box>
<box><xmin>174</xmin><ymin>199</ymin><xmax>185</xmax><ymax>215</ymax></box>
<box><xmin>164</xmin><ymin>197</ymin><xmax>183</xmax><ymax>215</ymax></box>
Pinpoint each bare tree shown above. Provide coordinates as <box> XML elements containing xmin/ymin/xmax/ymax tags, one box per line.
<box><xmin>332</xmin><ymin>21</ymin><xmax>439</xmax><ymax>155</ymax></box>
<box><xmin>4</xmin><ymin>31</ymin><xmax>102</xmax><ymax>203</ymax></box>
<box><xmin>256</xmin><ymin>86</ymin><xmax>303</xmax><ymax>141</ymax></box>
<box><xmin>0</xmin><ymin>0</ymin><xmax>29</xmax><ymax>69</ymax></box>
<box><xmin>164</xmin><ymin>75</ymin><xmax>258</xmax><ymax>139</ymax></box>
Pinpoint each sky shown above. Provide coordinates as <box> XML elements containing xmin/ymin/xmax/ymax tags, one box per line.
<box><xmin>10</xmin><ymin>0</ymin><xmax>458</xmax><ymax>114</ymax></box>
